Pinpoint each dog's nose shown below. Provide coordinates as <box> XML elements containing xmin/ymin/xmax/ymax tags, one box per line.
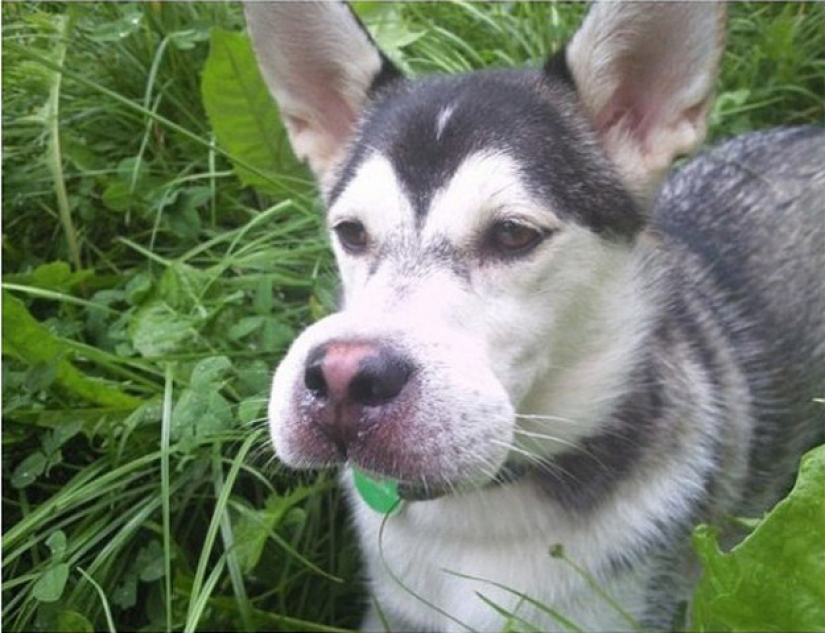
<box><xmin>303</xmin><ymin>342</ymin><xmax>412</xmax><ymax>452</ymax></box>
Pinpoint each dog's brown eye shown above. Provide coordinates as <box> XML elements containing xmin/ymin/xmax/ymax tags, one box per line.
<box><xmin>487</xmin><ymin>220</ymin><xmax>544</xmax><ymax>255</ymax></box>
<box><xmin>333</xmin><ymin>221</ymin><xmax>368</xmax><ymax>253</ymax></box>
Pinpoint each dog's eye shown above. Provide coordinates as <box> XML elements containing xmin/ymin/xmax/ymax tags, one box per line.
<box><xmin>487</xmin><ymin>220</ymin><xmax>544</xmax><ymax>256</ymax></box>
<box><xmin>333</xmin><ymin>220</ymin><xmax>369</xmax><ymax>254</ymax></box>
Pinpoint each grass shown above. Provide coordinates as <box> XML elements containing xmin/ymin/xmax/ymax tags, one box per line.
<box><xmin>2</xmin><ymin>2</ymin><xmax>823</xmax><ymax>632</ymax></box>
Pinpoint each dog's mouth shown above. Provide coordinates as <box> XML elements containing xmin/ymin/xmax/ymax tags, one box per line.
<box><xmin>355</xmin><ymin>460</ymin><xmax>530</xmax><ymax>504</ymax></box>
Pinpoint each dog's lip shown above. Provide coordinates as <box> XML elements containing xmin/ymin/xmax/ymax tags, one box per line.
<box><xmin>396</xmin><ymin>480</ymin><xmax>455</xmax><ymax>501</ymax></box>
<box><xmin>353</xmin><ymin>461</ymin><xmax>530</xmax><ymax>502</ymax></box>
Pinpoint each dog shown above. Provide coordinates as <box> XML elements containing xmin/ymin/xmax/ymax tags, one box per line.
<box><xmin>243</xmin><ymin>2</ymin><xmax>825</xmax><ymax>630</ymax></box>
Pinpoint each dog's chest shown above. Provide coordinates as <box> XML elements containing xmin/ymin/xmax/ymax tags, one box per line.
<box><xmin>346</xmin><ymin>479</ymin><xmax>652</xmax><ymax>632</ymax></box>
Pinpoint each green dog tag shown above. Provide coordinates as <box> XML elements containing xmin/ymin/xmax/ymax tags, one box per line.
<box><xmin>352</xmin><ymin>468</ymin><xmax>404</xmax><ymax>515</ymax></box>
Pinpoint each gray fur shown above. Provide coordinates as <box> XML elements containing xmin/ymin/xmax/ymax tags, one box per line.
<box><xmin>622</xmin><ymin>126</ymin><xmax>825</xmax><ymax>625</ymax></box>
<box><xmin>656</xmin><ymin>126</ymin><xmax>825</xmax><ymax>514</ymax></box>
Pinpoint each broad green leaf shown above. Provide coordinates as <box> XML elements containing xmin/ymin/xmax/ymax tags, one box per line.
<box><xmin>11</xmin><ymin>451</ymin><xmax>47</xmax><ymax>489</ymax></box>
<box><xmin>261</xmin><ymin>318</ymin><xmax>296</xmax><ymax>352</ymax></box>
<box><xmin>111</xmin><ymin>575</ymin><xmax>138</xmax><ymax>610</ymax></box>
<box><xmin>54</xmin><ymin>610</ymin><xmax>94</xmax><ymax>633</ymax></box>
<box><xmin>157</xmin><ymin>261</ymin><xmax>212</xmax><ymax>311</ymax></box>
<box><xmin>169</xmin><ymin>24</ymin><xmax>210</xmax><ymax>51</ymax></box>
<box><xmin>45</xmin><ymin>530</ymin><xmax>68</xmax><ymax>561</ymax></box>
<box><xmin>41</xmin><ymin>420</ymin><xmax>83</xmax><ymax>456</ymax></box>
<box><xmin>190</xmin><ymin>355</ymin><xmax>233</xmax><ymax>388</ymax></box>
<box><xmin>237</xmin><ymin>360</ymin><xmax>271</xmax><ymax>396</ymax></box>
<box><xmin>233</xmin><ymin>487</ymin><xmax>317</xmax><ymax>574</ymax></box>
<box><xmin>26</xmin><ymin>361</ymin><xmax>58</xmax><ymax>391</ymax></box>
<box><xmin>353</xmin><ymin>4</ymin><xmax>425</xmax><ymax>72</ymax></box>
<box><xmin>101</xmin><ymin>179</ymin><xmax>140</xmax><ymax>213</ymax></box>
<box><xmin>166</xmin><ymin>191</ymin><xmax>203</xmax><ymax>240</ymax></box>
<box><xmin>88</xmin><ymin>9</ymin><xmax>142</xmax><ymax>42</ymax></box>
<box><xmin>32</xmin><ymin>563</ymin><xmax>70</xmax><ymax>603</ymax></box>
<box><xmin>692</xmin><ymin>444</ymin><xmax>825</xmax><ymax>632</ymax></box>
<box><xmin>228</xmin><ymin>315</ymin><xmax>264</xmax><ymax>341</ymax></box>
<box><xmin>171</xmin><ymin>388</ymin><xmax>233</xmax><ymax>448</ymax></box>
<box><xmin>201</xmin><ymin>27</ymin><xmax>306</xmax><ymax>195</ymax></box>
<box><xmin>238</xmin><ymin>397</ymin><xmax>265</xmax><ymax>425</ymax></box>
<box><xmin>31</xmin><ymin>261</ymin><xmax>91</xmax><ymax>291</ymax></box>
<box><xmin>130</xmin><ymin>301</ymin><xmax>201</xmax><ymax>357</ymax></box>
<box><xmin>2</xmin><ymin>261</ymin><xmax>93</xmax><ymax>292</ymax></box>
<box><xmin>125</xmin><ymin>272</ymin><xmax>153</xmax><ymax>305</ymax></box>
<box><xmin>3</xmin><ymin>292</ymin><xmax>141</xmax><ymax>409</ymax></box>
<box><xmin>135</xmin><ymin>540</ymin><xmax>165</xmax><ymax>583</ymax></box>
<box><xmin>253</xmin><ymin>276</ymin><xmax>273</xmax><ymax>314</ymax></box>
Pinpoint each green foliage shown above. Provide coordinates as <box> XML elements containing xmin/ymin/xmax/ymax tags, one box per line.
<box><xmin>202</xmin><ymin>27</ymin><xmax>308</xmax><ymax>196</ymax></box>
<box><xmin>714</xmin><ymin>3</ymin><xmax>825</xmax><ymax>135</ymax></box>
<box><xmin>2</xmin><ymin>2</ymin><xmax>823</xmax><ymax>632</ymax></box>
<box><xmin>3</xmin><ymin>3</ymin><xmax>348</xmax><ymax>631</ymax></box>
<box><xmin>3</xmin><ymin>290</ymin><xmax>142</xmax><ymax>409</ymax></box>
<box><xmin>692</xmin><ymin>445</ymin><xmax>825</xmax><ymax>632</ymax></box>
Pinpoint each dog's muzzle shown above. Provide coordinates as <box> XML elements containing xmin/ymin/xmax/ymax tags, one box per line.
<box><xmin>272</xmin><ymin>314</ymin><xmax>517</xmax><ymax>492</ymax></box>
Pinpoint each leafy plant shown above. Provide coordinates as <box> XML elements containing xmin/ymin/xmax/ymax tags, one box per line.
<box><xmin>692</xmin><ymin>445</ymin><xmax>825</xmax><ymax>632</ymax></box>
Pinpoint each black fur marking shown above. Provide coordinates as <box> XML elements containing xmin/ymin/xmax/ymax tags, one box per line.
<box><xmin>543</xmin><ymin>45</ymin><xmax>576</xmax><ymax>90</ymax></box>
<box><xmin>421</xmin><ymin>238</ymin><xmax>471</xmax><ymax>280</ymax></box>
<box><xmin>533</xmin><ymin>361</ymin><xmax>662</xmax><ymax>513</ymax></box>
<box><xmin>344</xmin><ymin>3</ymin><xmax>404</xmax><ymax>96</ymax></box>
<box><xmin>330</xmin><ymin>70</ymin><xmax>645</xmax><ymax>240</ymax></box>
<box><xmin>369</xmin><ymin>52</ymin><xmax>404</xmax><ymax>97</ymax></box>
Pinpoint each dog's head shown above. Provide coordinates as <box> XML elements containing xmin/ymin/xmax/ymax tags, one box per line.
<box><xmin>246</xmin><ymin>2</ymin><xmax>725</xmax><ymax>495</ymax></box>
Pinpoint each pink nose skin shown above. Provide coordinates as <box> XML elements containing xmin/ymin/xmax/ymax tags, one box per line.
<box><xmin>303</xmin><ymin>342</ymin><xmax>412</xmax><ymax>455</ymax></box>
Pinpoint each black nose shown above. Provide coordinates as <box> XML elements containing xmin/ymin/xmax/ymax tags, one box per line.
<box><xmin>303</xmin><ymin>342</ymin><xmax>413</xmax><ymax>452</ymax></box>
<box><xmin>349</xmin><ymin>352</ymin><xmax>410</xmax><ymax>404</ymax></box>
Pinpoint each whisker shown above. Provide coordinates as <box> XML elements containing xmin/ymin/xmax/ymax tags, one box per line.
<box><xmin>505</xmin><ymin>430</ymin><xmax>584</xmax><ymax>453</ymax></box>
<box><xmin>492</xmin><ymin>433</ymin><xmax>614</xmax><ymax>488</ymax></box>
<box><xmin>515</xmin><ymin>413</ymin><xmax>579</xmax><ymax>425</ymax></box>
<box><xmin>490</xmin><ymin>440</ymin><xmax>538</xmax><ymax>461</ymax></box>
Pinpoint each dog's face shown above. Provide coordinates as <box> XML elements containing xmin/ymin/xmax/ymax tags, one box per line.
<box><xmin>270</xmin><ymin>72</ymin><xmax>645</xmax><ymax>488</ymax></box>
<box><xmin>246</xmin><ymin>2</ymin><xmax>725</xmax><ymax>493</ymax></box>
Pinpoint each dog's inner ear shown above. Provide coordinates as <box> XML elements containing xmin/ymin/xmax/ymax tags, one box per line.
<box><xmin>244</xmin><ymin>2</ymin><xmax>400</xmax><ymax>183</ymax></box>
<box><xmin>564</xmin><ymin>3</ymin><xmax>726</xmax><ymax>206</ymax></box>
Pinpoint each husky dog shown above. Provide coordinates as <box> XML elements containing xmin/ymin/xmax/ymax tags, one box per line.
<box><xmin>244</xmin><ymin>2</ymin><xmax>825</xmax><ymax>630</ymax></box>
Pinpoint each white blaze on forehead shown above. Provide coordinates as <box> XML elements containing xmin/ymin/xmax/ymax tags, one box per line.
<box><xmin>423</xmin><ymin>151</ymin><xmax>559</xmax><ymax>244</ymax></box>
<box><xmin>435</xmin><ymin>103</ymin><xmax>456</xmax><ymax>142</ymax></box>
<box><xmin>328</xmin><ymin>153</ymin><xmax>415</xmax><ymax>237</ymax></box>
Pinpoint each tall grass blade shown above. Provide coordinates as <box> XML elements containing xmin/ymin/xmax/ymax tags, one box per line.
<box><xmin>184</xmin><ymin>432</ymin><xmax>259</xmax><ymax>631</ymax></box>
<box><xmin>44</xmin><ymin>14</ymin><xmax>82</xmax><ymax>274</ymax></box>
<box><xmin>77</xmin><ymin>567</ymin><xmax>117</xmax><ymax>633</ymax></box>
<box><xmin>213</xmin><ymin>443</ymin><xmax>253</xmax><ymax>632</ymax></box>
<box><xmin>161</xmin><ymin>365</ymin><xmax>174</xmax><ymax>633</ymax></box>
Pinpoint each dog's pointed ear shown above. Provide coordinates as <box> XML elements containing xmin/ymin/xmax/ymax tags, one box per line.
<box><xmin>244</xmin><ymin>1</ymin><xmax>401</xmax><ymax>182</ymax></box>
<box><xmin>564</xmin><ymin>2</ymin><xmax>726</xmax><ymax>205</ymax></box>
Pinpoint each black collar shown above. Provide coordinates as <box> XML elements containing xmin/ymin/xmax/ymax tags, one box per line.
<box><xmin>396</xmin><ymin>461</ymin><xmax>529</xmax><ymax>502</ymax></box>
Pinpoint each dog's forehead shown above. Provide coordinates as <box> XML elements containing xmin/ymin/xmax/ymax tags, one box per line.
<box><xmin>330</xmin><ymin>71</ymin><xmax>562</xmax><ymax>214</ymax></box>
<box><xmin>328</xmin><ymin>70</ymin><xmax>644</xmax><ymax>239</ymax></box>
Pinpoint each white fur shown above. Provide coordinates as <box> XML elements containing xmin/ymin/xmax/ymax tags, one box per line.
<box><xmin>435</xmin><ymin>104</ymin><xmax>456</xmax><ymax>142</ymax></box>
<box><xmin>347</xmin><ymin>412</ymin><xmax>714</xmax><ymax>632</ymax></box>
<box><xmin>423</xmin><ymin>151</ymin><xmax>560</xmax><ymax>268</ymax></box>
